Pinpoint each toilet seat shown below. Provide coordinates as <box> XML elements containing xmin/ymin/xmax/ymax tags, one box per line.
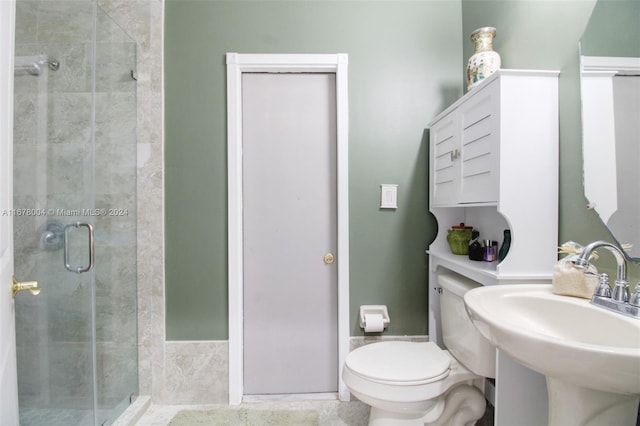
<box><xmin>345</xmin><ymin>342</ymin><xmax>451</xmax><ymax>385</ymax></box>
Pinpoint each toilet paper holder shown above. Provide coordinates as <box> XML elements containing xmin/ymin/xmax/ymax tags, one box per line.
<box><xmin>359</xmin><ymin>305</ymin><xmax>390</xmax><ymax>329</ymax></box>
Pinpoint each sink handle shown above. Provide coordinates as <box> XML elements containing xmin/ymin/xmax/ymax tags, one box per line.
<box><xmin>611</xmin><ymin>280</ymin><xmax>630</xmax><ymax>303</ymax></box>
<box><xmin>593</xmin><ymin>274</ymin><xmax>612</xmax><ymax>298</ymax></box>
<box><xmin>630</xmin><ymin>283</ymin><xmax>640</xmax><ymax>308</ymax></box>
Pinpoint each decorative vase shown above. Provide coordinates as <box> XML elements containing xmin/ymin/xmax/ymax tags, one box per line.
<box><xmin>466</xmin><ymin>27</ymin><xmax>501</xmax><ymax>90</ymax></box>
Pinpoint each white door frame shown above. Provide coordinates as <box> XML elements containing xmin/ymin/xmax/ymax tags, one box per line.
<box><xmin>226</xmin><ymin>53</ymin><xmax>349</xmax><ymax>405</ymax></box>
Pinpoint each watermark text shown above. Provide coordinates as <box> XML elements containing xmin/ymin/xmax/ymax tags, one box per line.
<box><xmin>1</xmin><ymin>208</ymin><xmax>129</xmax><ymax>217</ymax></box>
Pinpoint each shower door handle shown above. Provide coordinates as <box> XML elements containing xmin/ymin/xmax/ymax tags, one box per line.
<box><xmin>64</xmin><ymin>222</ymin><xmax>95</xmax><ymax>273</ymax></box>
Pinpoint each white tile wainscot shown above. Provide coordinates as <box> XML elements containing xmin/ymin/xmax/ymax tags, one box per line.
<box><xmin>164</xmin><ymin>341</ymin><xmax>229</xmax><ymax>404</ymax></box>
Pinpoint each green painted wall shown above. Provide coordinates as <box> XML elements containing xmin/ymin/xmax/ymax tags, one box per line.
<box><xmin>164</xmin><ymin>0</ymin><xmax>462</xmax><ymax>340</ymax></box>
<box><xmin>461</xmin><ymin>0</ymin><xmax>640</xmax><ymax>281</ymax></box>
<box><xmin>580</xmin><ymin>0</ymin><xmax>640</xmax><ymax>57</ymax></box>
<box><xmin>165</xmin><ymin>0</ymin><xmax>639</xmax><ymax>341</ymax></box>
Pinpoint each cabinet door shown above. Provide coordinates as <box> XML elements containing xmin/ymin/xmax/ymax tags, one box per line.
<box><xmin>431</xmin><ymin>112</ymin><xmax>460</xmax><ymax>205</ymax></box>
<box><xmin>459</xmin><ymin>82</ymin><xmax>499</xmax><ymax>203</ymax></box>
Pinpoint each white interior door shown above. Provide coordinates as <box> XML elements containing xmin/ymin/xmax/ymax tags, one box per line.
<box><xmin>1</xmin><ymin>0</ymin><xmax>19</xmax><ymax>423</ymax></box>
<box><xmin>242</xmin><ymin>72</ymin><xmax>338</xmax><ymax>394</ymax></box>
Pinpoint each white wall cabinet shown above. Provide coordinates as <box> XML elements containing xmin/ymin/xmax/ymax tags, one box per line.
<box><xmin>431</xmin><ymin>80</ymin><xmax>499</xmax><ymax>205</ymax></box>
<box><xmin>427</xmin><ymin>70</ymin><xmax>559</xmax><ymax>425</ymax></box>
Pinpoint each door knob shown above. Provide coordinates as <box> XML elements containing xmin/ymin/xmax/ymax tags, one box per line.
<box><xmin>12</xmin><ymin>276</ymin><xmax>40</xmax><ymax>298</ymax></box>
<box><xmin>323</xmin><ymin>253</ymin><xmax>335</xmax><ymax>264</ymax></box>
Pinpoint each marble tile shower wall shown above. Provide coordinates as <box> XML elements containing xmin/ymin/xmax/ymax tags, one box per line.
<box><xmin>12</xmin><ymin>0</ymin><xmax>160</xmax><ymax>411</ymax></box>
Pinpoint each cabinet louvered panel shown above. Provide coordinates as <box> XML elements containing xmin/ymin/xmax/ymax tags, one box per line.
<box><xmin>431</xmin><ymin>114</ymin><xmax>460</xmax><ymax>205</ymax></box>
<box><xmin>460</xmin><ymin>86</ymin><xmax>498</xmax><ymax>203</ymax></box>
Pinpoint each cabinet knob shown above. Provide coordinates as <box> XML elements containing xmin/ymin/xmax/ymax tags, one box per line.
<box><xmin>450</xmin><ymin>149</ymin><xmax>460</xmax><ymax>161</ymax></box>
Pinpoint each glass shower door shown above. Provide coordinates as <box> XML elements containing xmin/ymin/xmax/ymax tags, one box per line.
<box><xmin>13</xmin><ymin>43</ymin><xmax>101</xmax><ymax>425</ymax></box>
<box><xmin>93</xmin><ymin>6</ymin><xmax>138</xmax><ymax>424</ymax></box>
<box><xmin>13</xmin><ymin>2</ymin><xmax>138</xmax><ymax>425</ymax></box>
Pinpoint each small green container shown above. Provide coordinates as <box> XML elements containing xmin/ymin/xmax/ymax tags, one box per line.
<box><xmin>447</xmin><ymin>223</ymin><xmax>473</xmax><ymax>255</ymax></box>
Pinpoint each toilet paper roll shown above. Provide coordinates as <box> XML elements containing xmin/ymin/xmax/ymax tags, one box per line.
<box><xmin>363</xmin><ymin>313</ymin><xmax>385</xmax><ymax>333</ymax></box>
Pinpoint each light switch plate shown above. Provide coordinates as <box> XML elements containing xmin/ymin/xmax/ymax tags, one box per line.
<box><xmin>380</xmin><ymin>184</ymin><xmax>398</xmax><ymax>209</ymax></box>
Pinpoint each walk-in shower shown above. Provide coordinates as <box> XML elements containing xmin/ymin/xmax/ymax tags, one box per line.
<box><xmin>13</xmin><ymin>1</ymin><xmax>138</xmax><ymax>425</ymax></box>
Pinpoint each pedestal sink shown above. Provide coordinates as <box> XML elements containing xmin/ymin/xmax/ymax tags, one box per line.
<box><xmin>464</xmin><ymin>284</ymin><xmax>640</xmax><ymax>426</ymax></box>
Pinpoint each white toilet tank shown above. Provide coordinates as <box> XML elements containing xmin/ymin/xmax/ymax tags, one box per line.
<box><xmin>438</xmin><ymin>272</ymin><xmax>496</xmax><ymax>378</ymax></box>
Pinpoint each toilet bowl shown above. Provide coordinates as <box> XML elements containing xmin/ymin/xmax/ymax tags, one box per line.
<box><xmin>342</xmin><ymin>273</ymin><xmax>496</xmax><ymax>426</ymax></box>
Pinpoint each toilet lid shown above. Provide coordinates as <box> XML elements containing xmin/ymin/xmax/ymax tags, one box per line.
<box><xmin>345</xmin><ymin>341</ymin><xmax>450</xmax><ymax>384</ymax></box>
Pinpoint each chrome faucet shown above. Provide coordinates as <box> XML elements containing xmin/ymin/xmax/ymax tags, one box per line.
<box><xmin>574</xmin><ymin>240</ymin><xmax>639</xmax><ymax>319</ymax></box>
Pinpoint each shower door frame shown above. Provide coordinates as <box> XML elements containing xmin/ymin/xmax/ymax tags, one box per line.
<box><xmin>0</xmin><ymin>0</ymin><xmax>19</xmax><ymax>423</ymax></box>
<box><xmin>226</xmin><ymin>52</ymin><xmax>350</xmax><ymax>405</ymax></box>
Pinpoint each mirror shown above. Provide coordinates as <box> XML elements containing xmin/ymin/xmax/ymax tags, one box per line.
<box><xmin>580</xmin><ymin>0</ymin><xmax>640</xmax><ymax>260</ymax></box>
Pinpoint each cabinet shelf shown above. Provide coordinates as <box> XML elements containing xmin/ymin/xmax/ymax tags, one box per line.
<box><xmin>428</xmin><ymin>249</ymin><xmax>497</xmax><ymax>280</ymax></box>
<box><xmin>433</xmin><ymin>202</ymin><xmax>497</xmax><ymax>208</ymax></box>
<box><xmin>427</xmin><ymin>249</ymin><xmax>553</xmax><ymax>287</ymax></box>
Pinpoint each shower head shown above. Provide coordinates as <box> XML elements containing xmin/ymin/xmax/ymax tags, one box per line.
<box><xmin>14</xmin><ymin>56</ymin><xmax>60</xmax><ymax>76</ymax></box>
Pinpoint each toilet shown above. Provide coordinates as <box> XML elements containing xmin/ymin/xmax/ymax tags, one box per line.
<box><xmin>342</xmin><ymin>273</ymin><xmax>496</xmax><ymax>426</ymax></box>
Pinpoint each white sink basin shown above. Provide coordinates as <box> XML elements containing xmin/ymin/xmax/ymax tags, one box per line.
<box><xmin>464</xmin><ymin>284</ymin><xmax>640</xmax><ymax>425</ymax></box>
<box><xmin>464</xmin><ymin>284</ymin><xmax>640</xmax><ymax>394</ymax></box>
